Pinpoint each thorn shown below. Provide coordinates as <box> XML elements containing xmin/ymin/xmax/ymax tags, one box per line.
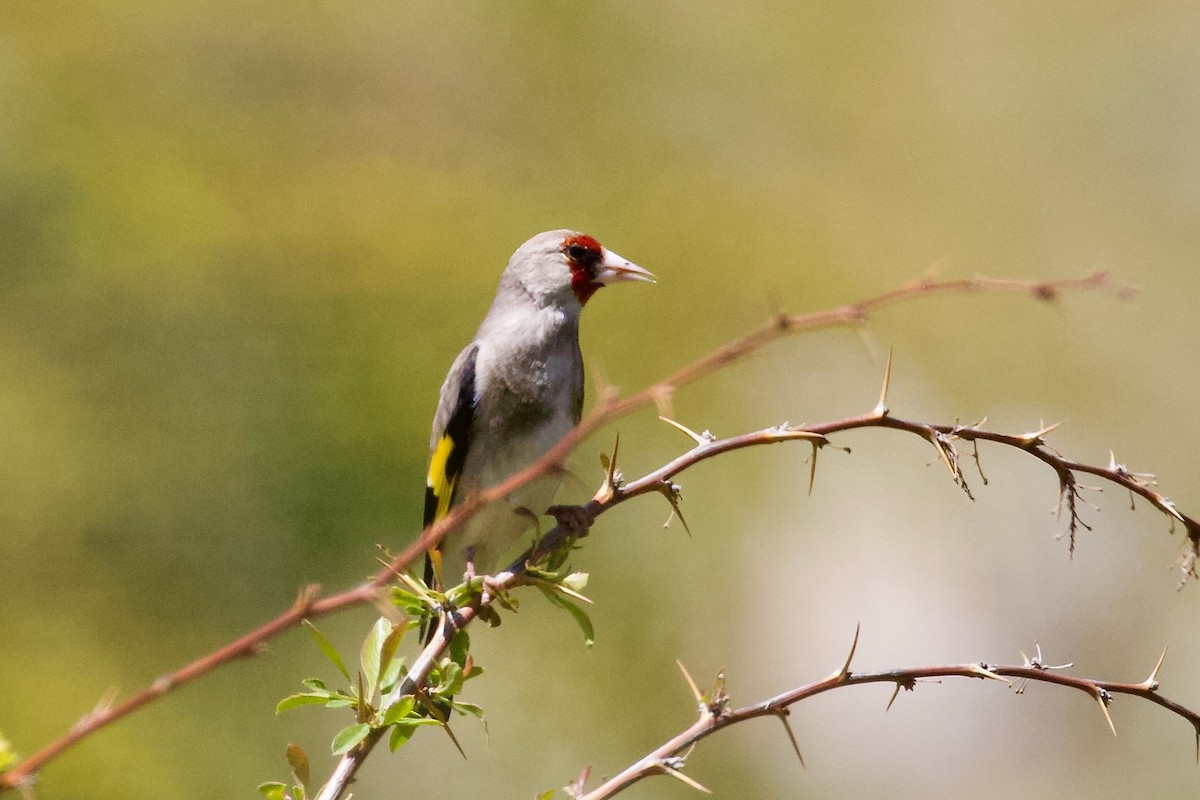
<box><xmin>710</xmin><ymin>669</ymin><xmax>728</xmax><ymax>715</ymax></box>
<box><xmin>443</xmin><ymin>721</ymin><xmax>469</xmax><ymax>758</ymax></box>
<box><xmin>928</xmin><ymin>432</ymin><xmax>957</xmax><ymax>480</ymax></box>
<box><xmin>677</xmin><ymin>659</ymin><xmax>705</xmax><ymax>709</ymax></box>
<box><xmin>650</xmin><ymin>384</ymin><xmax>676</xmax><ymax>419</ymax></box>
<box><xmin>829</xmin><ymin>623</ymin><xmax>860</xmax><ymax>681</ymax></box>
<box><xmin>590</xmin><ymin>360</ymin><xmax>614</xmax><ymax>404</ymax></box>
<box><xmin>1160</xmin><ymin>497</ymin><xmax>1186</xmax><ymax>523</ymax></box>
<box><xmin>659</xmin><ymin>416</ymin><xmax>710</xmax><ymax>445</ymax></box>
<box><xmin>765</xmin><ymin>288</ymin><xmax>785</xmax><ymax>321</ymax></box>
<box><xmin>885</xmin><ymin>683</ymin><xmax>902</xmax><ymax>712</ymax></box>
<box><xmin>395</xmin><ymin>571</ymin><xmax>435</xmax><ymax>602</ymax></box>
<box><xmin>658</xmin><ymin>482</ymin><xmax>693</xmax><ymax>537</ymax></box>
<box><xmin>593</xmin><ymin>436</ymin><xmax>623</xmax><ymax>505</ymax></box>
<box><xmin>970</xmin><ymin>664</ymin><xmax>1012</xmax><ymax>684</ymax></box>
<box><xmin>775</xmin><ymin>711</ymin><xmax>805</xmax><ymax>767</ymax></box>
<box><xmin>854</xmin><ymin>323</ymin><xmax>882</xmax><ymax>363</ymax></box>
<box><xmin>417</xmin><ymin>695</ymin><xmax>468</xmax><ymax>758</ymax></box>
<box><xmin>1021</xmin><ymin>420</ymin><xmax>1063</xmax><ymax>443</ymax></box>
<box><xmin>873</xmin><ymin>349</ymin><xmax>893</xmax><ymax>417</ymax></box>
<box><xmin>608</xmin><ymin>433</ymin><xmax>621</xmax><ymax>476</ymax></box>
<box><xmin>1094</xmin><ymin>690</ymin><xmax>1117</xmax><ymax>737</ymax></box>
<box><xmin>573</xmin><ymin>765</ymin><xmax>592</xmax><ymax>795</ymax></box>
<box><xmin>82</xmin><ymin>686</ymin><xmax>119</xmax><ymax>725</ymax></box>
<box><xmin>808</xmin><ymin>440</ymin><xmax>820</xmax><ymax>496</ymax></box>
<box><xmin>1143</xmin><ymin>647</ymin><xmax>1167</xmax><ymax>691</ymax></box>
<box><xmin>660</xmin><ymin>764</ymin><xmax>712</xmax><ymax>794</ymax></box>
<box><xmin>968</xmin><ymin>437</ymin><xmax>988</xmax><ymax>485</ymax></box>
<box><xmin>294</xmin><ymin>583</ymin><xmax>321</xmax><ymax>611</ymax></box>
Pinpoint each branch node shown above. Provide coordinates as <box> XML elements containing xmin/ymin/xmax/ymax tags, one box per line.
<box><xmin>294</xmin><ymin>583</ymin><xmax>322</xmax><ymax>613</ymax></box>
<box><xmin>970</xmin><ymin>664</ymin><xmax>1011</xmax><ymax>685</ymax></box>
<box><xmin>1020</xmin><ymin>419</ymin><xmax>1063</xmax><ymax>447</ymax></box>
<box><xmin>1094</xmin><ymin>688</ymin><xmax>1118</xmax><ymax>737</ymax></box>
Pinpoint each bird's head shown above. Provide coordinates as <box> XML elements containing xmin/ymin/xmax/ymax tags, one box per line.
<box><xmin>504</xmin><ymin>229</ymin><xmax>655</xmax><ymax>309</ymax></box>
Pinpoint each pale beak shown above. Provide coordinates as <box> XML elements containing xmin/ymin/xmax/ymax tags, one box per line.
<box><xmin>595</xmin><ymin>248</ymin><xmax>656</xmax><ymax>285</ymax></box>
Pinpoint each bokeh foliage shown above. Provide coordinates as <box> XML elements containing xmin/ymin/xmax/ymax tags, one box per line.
<box><xmin>3</xmin><ymin>2</ymin><xmax>1200</xmax><ymax>798</ymax></box>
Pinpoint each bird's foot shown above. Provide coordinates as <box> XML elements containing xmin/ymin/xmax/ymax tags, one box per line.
<box><xmin>463</xmin><ymin>546</ymin><xmax>477</xmax><ymax>583</ymax></box>
<box><xmin>546</xmin><ymin>504</ymin><xmax>594</xmax><ymax>539</ymax></box>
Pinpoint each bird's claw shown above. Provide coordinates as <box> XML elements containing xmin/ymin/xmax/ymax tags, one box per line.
<box><xmin>546</xmin><ymin>504</ymin><xmax>594</xmax><ymax>538</ymax></box>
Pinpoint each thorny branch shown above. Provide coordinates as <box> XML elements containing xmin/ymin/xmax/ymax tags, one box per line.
<box><xmin>314</xmin><ymin>390</ymin><xmax>1200</xmax><ymax>799</ymax></box>
<box><xmin>576</xmin><ymin>630</ymin><xmax>1200</xmax><ymax>800</ymax></box>
<box><xmin>0</xmin><ymin>271</ymin><xmax>1137</xmax><ymax>793</ymax></box>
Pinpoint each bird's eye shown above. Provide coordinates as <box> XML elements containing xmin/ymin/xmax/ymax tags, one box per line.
<box><xmin>565</xmin><ymin>244</ymin><xmax>590</xmax><ymax>263</ymax></box>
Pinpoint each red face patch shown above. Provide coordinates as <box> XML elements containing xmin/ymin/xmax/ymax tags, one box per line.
<box><xmin>562</xmin><ymin>234</ymin><xmax>605</xmax><ymax>305</ymax></box>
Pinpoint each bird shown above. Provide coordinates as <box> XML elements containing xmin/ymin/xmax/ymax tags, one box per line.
<box><xmin>422</xmin><ymin>229</ymin><xmax>655</xmax><ymax>590</ymax></box>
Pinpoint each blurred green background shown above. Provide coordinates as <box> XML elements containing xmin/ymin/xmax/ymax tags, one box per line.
<box><xmin>3</xmin><ymin>2</ymin><xmax>1200</xmax><ymax>798</ymax></box>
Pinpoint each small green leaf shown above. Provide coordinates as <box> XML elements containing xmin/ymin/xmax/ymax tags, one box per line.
<box><xmin>562</xmin><ymin>572</ymin><xmax>589</xmax><ymax>592</ymax></box>
<box><xmin>538</xmin><ymin>588</ymin><xmax>595</xmax><ymax>647</ymax></box>
<box><xmin>257</xmin><ymin>782</ymin><xmax>287</xmax><ymax>800</ymax></box>
<box><xmin>490</xmin><ymin>586</ymin><xmax>519</xmax><ymax>612</ymax></box>
<box><xmin>330</xmin><ymin>723</ymin><xmax>371</xmax><ymax>756</ymax></box>
<box><xmin>325</xmin><ymin>698</ymin><xmax>355</xmax><ymax>709</ymax></box>
<box><xmin>285</xmin><ymin>743</ymin><xmax>310</xmax><ymax>788</ymax></box>
<box><xmin>537</xmin><ymin>791</ymin><xmax>557</xmax><ymax>800</ymax></box>
<box><xmin>528</xmin><ymin>574</ymin><xmax>592</xmax><ymax>605</ymax></box>
<box><xmin>379</xmin><ymin>626</ymin><xmax>405</xmax><ymax>680</ymax></box>
<box><xmin>439</xmin><ymin>662</ymin><xmax>465</xmax><ymax>697</ymax></box>
<box><xmin>449</xmin><ymin>628</ymin><xmax>471</xmax><ymax>668</ymax></box>
<box><xmin>384</xmin><ymin>716</ymin><xmax>440</xmax><ymax>752</ymax></box>
<box><xmin>477</xmin><ymin>605</ymin><xmax>502</xmax><ymax>627</ymax></box>
<box><xmin>381</xmin><ymin>695</ymin><xmax>416</xmax><ymax>726</ymax></box>
<box><xmin>389</xmin><ymin>587</ymin><xmax>427</xmax><ymax>615</ymax></box>
<box><xmin>388</xmin><ymin>724</ymin><xmax>415</xmax><ymax>751</ymax></box>
<box><xmin>380</xmin><ymin>654</ymin><xmax>406</xmax><ymax>694</ymax></box>
<box><xmin>276</xmin><ymin>694</ymin><xmax>333</xmax><ymax>714</ymax></box>
<box><xmin>301</xmin><ymin>678</ymin><xmax>328</xmax><ymax>692</ymax></box>
<box><xmin>360</xmin><ymin>617</ymin><xmax>393</xmax><ymax>700</ymax></box>
<box><xmin>304</xmin><ymin>621</ymin><xmax>350</xmax><ymax>681</ymax></box>
<box><xmin>452</xmin><ymin>700</ymin><xmax>485</xmax><ymax>720</ymax></box>
<box><xmin>393</xmin><ymin>718</ymin><xmax>441</xmax><ymax>731</ymax></box>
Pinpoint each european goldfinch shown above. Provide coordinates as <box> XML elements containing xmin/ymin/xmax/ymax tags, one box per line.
<box><xmin>423</xmin><ymin>230</ymin><xmax>654</xmax><ymax>587</ymax></box>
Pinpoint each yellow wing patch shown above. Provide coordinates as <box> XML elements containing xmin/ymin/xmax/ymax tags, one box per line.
<box><xmin>427</xmin><ymin>433</ymin><xmax>459</xmax><ymax>522</ymax></box>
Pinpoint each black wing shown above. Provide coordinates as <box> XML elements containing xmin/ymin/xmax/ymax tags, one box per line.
<box><xmin>422</xmin><ymin>343</ymin><xmax>479</xmax><ymax>589</ymax></box>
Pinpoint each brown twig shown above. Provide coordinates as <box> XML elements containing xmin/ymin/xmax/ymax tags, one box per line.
<box><xmin>604</xmin><ymin>408</ymin><xmax>1200</xmax><ymax>581</ymax></box>
<box><xmin>313</xmin><ymin>397</ymin><xmax>1199</xmax><ymax>799</ymax></box>
<box><xmin>577</xmin><ymin>631</ymin><xmax>1199</xmax><ymax>799</ymax></box>
<box><xmin>0</xmin><ymin>271</ymin><xmax>1121</xmax><ymax>793</ymax></box>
